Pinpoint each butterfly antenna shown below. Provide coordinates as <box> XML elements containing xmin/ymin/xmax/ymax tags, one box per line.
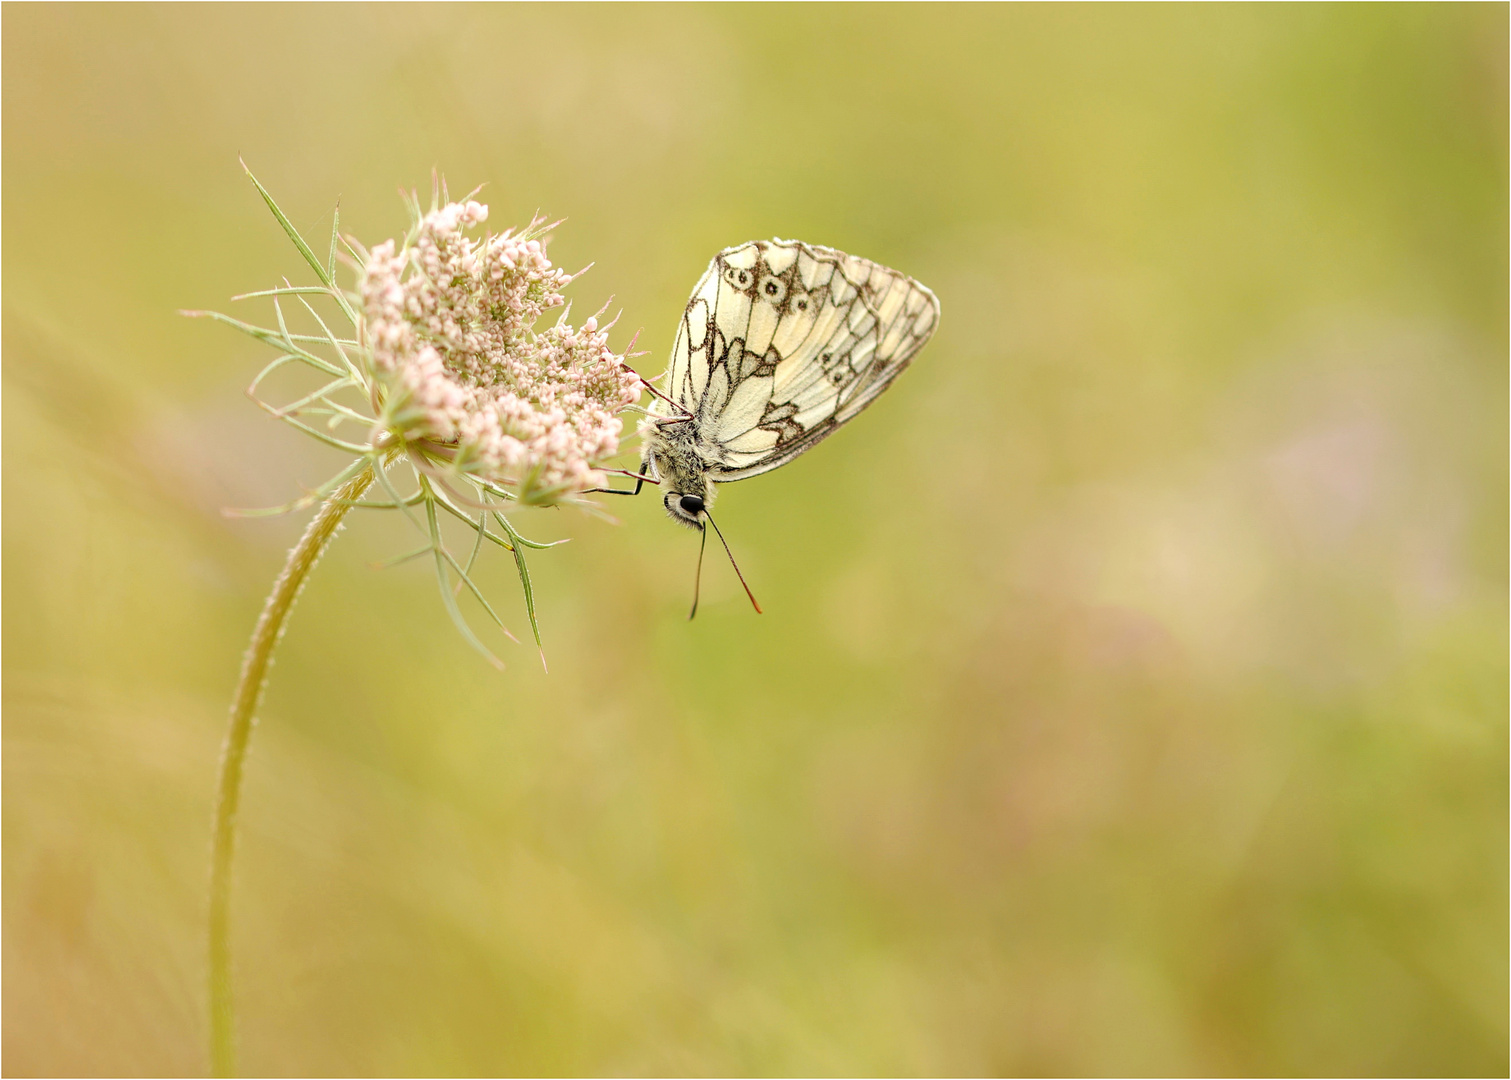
<box><xmin>703</xmin><ymin>510</ymin><xmax>763</xmax><ymax>615</ymax></box>
<box><xmin>689</xmin><ymin>522</ymin><xmax>709</xmax><ymax>620</ymax></box>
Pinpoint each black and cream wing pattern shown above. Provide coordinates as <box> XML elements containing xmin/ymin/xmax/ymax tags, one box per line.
<box><xmin>658</xmin><ymin>239</ymin><xmax>940</xmax><ymax>480</ymax></box>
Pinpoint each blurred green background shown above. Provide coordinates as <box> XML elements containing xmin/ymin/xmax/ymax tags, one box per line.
<box><xmin>4</xmin><ymin>4</ymin><xmax>1506</xmax><ymax>1075</ymax></box>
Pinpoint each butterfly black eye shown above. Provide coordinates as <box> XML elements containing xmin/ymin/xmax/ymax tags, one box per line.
<box><xmin>679</xmin><ymin>494</ymin><xmax>705</xmax><ymax>515</ymax></box>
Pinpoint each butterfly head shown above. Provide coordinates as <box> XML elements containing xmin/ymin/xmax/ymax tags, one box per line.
<box><xmin>663</xmin><ymin>490</ymin><xmax>708</xmax><ymax>529</ymax></box>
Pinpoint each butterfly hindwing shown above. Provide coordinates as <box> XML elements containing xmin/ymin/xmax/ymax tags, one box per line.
<box><xmin>659</xmin><ymin>239</ymin><xmax>939</xmax><ymax>480</ymax></box>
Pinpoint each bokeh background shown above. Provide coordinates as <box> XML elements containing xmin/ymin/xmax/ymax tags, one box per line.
<box><xmin>4</xmin><ymin>4</ymin><xmax>1506</xmax><ymax>1076</ymax></box>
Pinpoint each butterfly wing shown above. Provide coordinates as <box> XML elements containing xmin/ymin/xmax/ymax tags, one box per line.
<box><xmin>660</xmin><ymin>253</ymin><xmax>720</xmax><ymax>420</ymax></box>
<box><xmin>657</xmin><ymin>239</ymin><xmax>939</xmax><ymax>481</ymax></box>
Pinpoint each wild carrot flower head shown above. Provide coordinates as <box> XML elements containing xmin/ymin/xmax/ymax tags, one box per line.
<box><xmin>188</xmin><ymin>168</ymin><xmax>646</xmax><ymax>665</ymax></box>
<box><xmin>361</xmin><ymin>200</ymin><xmax>641</xmax><ymax>504</ymax></box>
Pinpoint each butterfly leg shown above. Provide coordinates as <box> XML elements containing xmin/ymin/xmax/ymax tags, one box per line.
<box><xmin>586</xmin><ymin>463</ymin><xmax>656</xmax><ymax>496</ymax></box>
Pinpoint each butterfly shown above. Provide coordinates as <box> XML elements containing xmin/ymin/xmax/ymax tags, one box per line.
<box><xmin>619</xmin><ymin>239</ymin><xmax>940</xmax><ymax>615</ymax></box>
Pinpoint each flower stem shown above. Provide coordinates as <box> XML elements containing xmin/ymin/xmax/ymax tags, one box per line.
<box><xmin>209</xmin><ymin>462</ymin><xmax>376</xmax><ymax>1077</ymax></box>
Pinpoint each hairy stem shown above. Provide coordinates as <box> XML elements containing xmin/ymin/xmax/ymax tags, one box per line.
<box><xmin>209</xmin><ymin>462</ymin><xmax>376</xmax><ymax>1077</ymax></box>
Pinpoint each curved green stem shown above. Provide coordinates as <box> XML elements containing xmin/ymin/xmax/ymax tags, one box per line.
<box><xmin>209</xmin><ymin>462</ymin><xmax>376</xmax><ymax>1076</ymax></box>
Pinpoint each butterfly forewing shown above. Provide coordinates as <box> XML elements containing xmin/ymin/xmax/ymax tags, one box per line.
<box><xmin>657</xmin><ymin>239</ymin><xmax>939</xmax><ymax>480</ymax></box>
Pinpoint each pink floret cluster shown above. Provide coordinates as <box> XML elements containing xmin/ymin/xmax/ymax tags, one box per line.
<box><xmin>361</xmin><ymin>200</ymin><xmax>641</xmax><ymax>501</ymax></box>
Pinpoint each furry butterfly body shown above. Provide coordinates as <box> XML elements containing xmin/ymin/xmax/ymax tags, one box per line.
<box><xmin>641</xmin><ymin>239</ymin><xmax>940</xmax><ymax>527</ymax></box>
